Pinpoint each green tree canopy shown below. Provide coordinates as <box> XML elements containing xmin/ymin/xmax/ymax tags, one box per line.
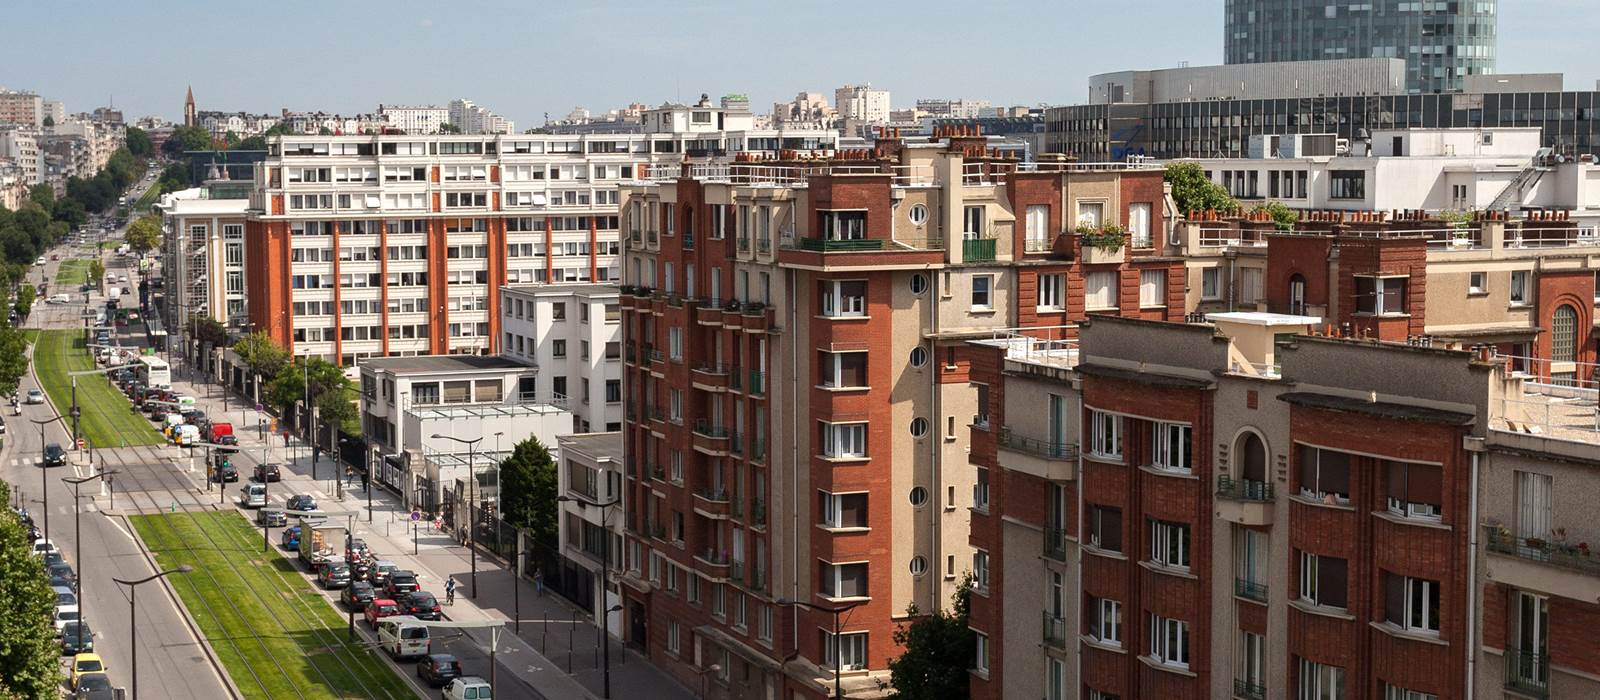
<box><xmin>0</xmin><ymin>317</ymin><xmax>27</xmax><ymax>398</ymax></box>
<box><xmin>232</xmin><ymin>135</ymin><xmax>267</xmax><ymax>151</ymax></box>
<box><xmin>125</xmin><ymin>215</ymin><xmax>161</xmax><ymax>255</ymax></box>
<box><xmin>499</xmin><ymin>437</ymin><xmax>558</xmax><ymax>548</ymax></box>
<box><xmin>14</xmin><ymin>285</ymin><xmax>34</xmax><ymax>319</ymax></box>
<box><xmin>1164</xmin><ymin>161</ymin><xmax>1238</xmax><ymax>217</ymax></box>
<box><xmin>1253</xmin><ymin>200</ymin><xmax>1300</xmax><ymax>231</ymax></box>
<box><xmin>88</xmin><ymin>259</ymin><xmax>105</xmax><ymax>290</ymax></box>
<box><xmin>26</xmin><ymin>185</ymin><xmax>53</xmax><ymax>217</ymax></box>
<box><xmin>161</xmin><ymin>126</ymin><xmax>214</xmax><ymax>157</ymax></box>
<box><xmin>889</xmin><ymin>575</ymin><xmax>975</xmax><ymax>700</ymax></box>
<box><xmin>233</xmin><ymin>331</ymin><xmax>290</xmax><ymax>381</ymax></box>
<box><xmin>0</xmin><ymin>481</ymin><xmax>63</xmax><ymax>697</ymax></box>
<box><xmin>265</xmin><ymin>356</ymin><xmax>357</xmax><ymax>434</ymax></box>
<box><xmin>125</xmin><ymin>126</ymin><xmax>153</xmax><ymax>157</ymax></box>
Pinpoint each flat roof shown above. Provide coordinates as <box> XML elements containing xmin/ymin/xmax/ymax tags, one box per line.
<box><xmin>362</xmin><ymin>354</ymin><xmax>532</xmax><ymax>375</ymax></box>
<box><xmin>1208</xmin><ymin>312</ymin><xmax>1323</xmax><ymax>327</ymax></box>
<box><xmin>501</xmin><ymin>283</ymin><xmax>620</xmax><ymax>299</ymax></box>
<box><xmin>558</xmin><ymin>432</ymin><xmax>623</xmax><ymax>463</ymax></box>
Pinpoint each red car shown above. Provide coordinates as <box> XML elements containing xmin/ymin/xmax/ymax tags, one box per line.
<box><xmin>365</xmin><ymin>599</ymin><xmax>402</xmax><ymax>628</ymax></box>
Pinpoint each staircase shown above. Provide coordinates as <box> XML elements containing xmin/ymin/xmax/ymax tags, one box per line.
<box><xmin>1487</xmin><ymin>150</ymin><xmax>1554</xmax><ymax>211</ymax></box>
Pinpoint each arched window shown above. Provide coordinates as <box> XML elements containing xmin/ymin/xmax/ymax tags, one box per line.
<box><xmin>1551</xmin><ymin>305</ymin><xmax>1578</xmax><ymax>362</ymax></box>
<box><xmin>1288</xmin><ymin>274</ymin><xmax>1307</xmax><ymax>316</ymax></box>
<box><xmin>1237</xmin><ymin>432</ymin><xmax>1268</xmax><ymax>484</ymax></box>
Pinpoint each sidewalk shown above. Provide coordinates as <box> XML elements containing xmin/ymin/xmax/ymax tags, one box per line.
<box><xmin>159</xmin><ymin>365</ymin><xmax>694</xmax><ymax>700</ymax></box>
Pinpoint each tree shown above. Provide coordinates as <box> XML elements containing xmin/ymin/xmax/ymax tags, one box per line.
<box><xmin>0</xmin><ymin>481</ymin><xmax>62</xmax><ymax>698</ymax></box>
<box><xmin>317</xmin><ymin>127</ymin><xmax>334</xmax><ymax>136</ymax></box>
<box><xmin>437</xmin><ymin>123</ymin><xmax>461</xmax><ymax>134</ymax></box>
<box><xmin>889</xmin><ymin>575</ymin><xmax>975</xmax><ymax>700</ymax></box>
<box><xmin>125</xmin><ymin>126</ymin><xmax>153</xmax><ymax>157</ymax></box>
<box><xmin>0</xmin><ymin>320</ymin><xmax>27</xmax><ymax>397</ymax></box>
<box><xmin>42</xmin><ymin>115</ymin><xmax>53</xmax><ymax>128</ymax></box>
<box><xmin>160</xmin><ymin>126</ymin><xmax>212</xmax><ymax>157</ymax></box>
<box><xmin>87</xmin><ymin>259</ymin><xmax>105</xmax><ymax>292</ymax></box>
<box><xmin>499</xmin><ymin>437</ymin><xmax>558</xmax><ymax>548</ymax></box>
<box><xmin>124</xmin><ymin>215</ymin><xmax>161</xmax><ymax>255</ymax></box>
<box><xmin>1164</xmin><ymin>161</ymin><xmax>1237</xmax><ymax>217</ymax></box>
<box><xmin>26</xmin><ymin>185</ymin><xmax>53</xmax><ymax>217</ymax></box>
<box><xmin>13</xmin><ymin>285</ymin><xmax>34</xmax><ymax>319</ymax></box>
<box><xmin>1253</xmin><ymin>201</ymin><xmax>1300</xmax><ymax>231</ymax></box>
<box><xmin>233</xmin><ymin>331</ymin><xmax>290</xmax><ymax>381</ymax></box>
<box><xmin>232</xmin><ymin>135</ymin><xmax>267</xmax><ymax>151</ymax></box>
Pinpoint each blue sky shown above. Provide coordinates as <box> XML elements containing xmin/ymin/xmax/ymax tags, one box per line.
<box><xmin>2</xmin><ymin>0</ymin><xmax>1595</xmax><ymax>125</ymax></box>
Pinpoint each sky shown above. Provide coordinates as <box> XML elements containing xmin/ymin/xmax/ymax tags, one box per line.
<box><xmin>2</xmin><ymin>0</ymin><xmax>1596</xmax><ymax>126</ymax></box>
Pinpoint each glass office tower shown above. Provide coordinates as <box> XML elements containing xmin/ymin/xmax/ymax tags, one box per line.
<box><xmin>1224</xmin><ymin>0</ymin><xmax>1497</xmax><ymax>94</ymax></box>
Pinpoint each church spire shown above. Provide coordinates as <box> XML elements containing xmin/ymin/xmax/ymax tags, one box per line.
<box><xmin>184</xmin><ymin>85</ymin><xmax>197</xmax><ymax>128</ymax></box>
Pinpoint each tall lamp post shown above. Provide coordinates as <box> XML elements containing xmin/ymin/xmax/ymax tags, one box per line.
<box><xmin>31</xmin><ymin>415</ymin><xmax>68</xmax><ymax>543</ymax></box>
<box><xmin>557</xmin><ymin>494</ymin><xmax>620</xmax><ymax>699</ymax></box>
<box><xmin>62</xmin><ymin>470</ymin><xmax>118</xmax><ymax>654</ymax></box>
<box><xmin>776</xmin><ymin>597</ymin><xmax>867</xmax><ymax>700</ymax></box>
<box><xmin>431</xmin><ymin>433</ymin><xmax>482</xmax><ymax>598</ymax></box>
<box><xmin>114</xmin><ymin>565</ymin><xmax>193</xmax><ymax>700</ymax></box>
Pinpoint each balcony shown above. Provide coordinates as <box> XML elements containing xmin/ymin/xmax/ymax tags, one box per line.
<box><xmin>796</xmin><ymin>237</ymin><xmax>884</xmax><ymax>252</ymax></box>
<box><xmin>750</xmin><ymin>498</ymin><xmax>767</xmax><ymax>528</ymax></box>
<box><xmin>747</xmin><ymin>370</ymin><xmax>766</xmax><ymax>397</ymax></box>
<box><xmin>728</xmin><ymin>431</ymin><xmax>745</xmax><ymax>456</ymax></box>
<box><xmin>1043</xmin><ymin>527</ymin><xmax>1069</xmax><ymax>562</ymax></box>
<box><xmin>1215</xmin><ymin>476</ymin><xmax>1274</xmax><ymax>526</ymax></box>
<box><xmin>647</xmin><ymin>521</ymin><xmax>668</xmax><ymax>542</ymax></box>
<box><xmin>961</xmin><ymin>237</ymin><xmax>997</xmax><ymax>262</ymax></box>
<box><xmin>645</xmin><ymin>405</ymin><xmax>667</xmax><ymax>424</ymax></box>
<box><xmin>694</xmin><ymin>547</ymin><xmax>731</xmax><ymax>578</ymax></box>
<box><xmin>693</xmin><ymin>420</ymin><xmax>731</xmax><ymax>455</ymax></box>
<box><xmin>1505</xmin><ymin>647</ymin><xmax>1550</xmax><ymax>698</ymax></box>
<box><xmin>1042</xmin><ymin>612</ymin><xmax>1068</xmax><ymax>650</ymax></box>
<box><xmin>1233</xmin><ymin>679</ymin><xmax>1267</xmax><ymax>700</ymax></box>
<box><xmin>690</xmin><ymin>362</ymin><xmax>730</xmax><ymax>392</ymax></box>
<box><xmin>737</xmin><ymin>236</ymin><xmax>749</xmax><ymax>252</ymax></box>
<box><xmin>692</xmin><ymin>486</ymin><xmax>731</xmax><ymax>519</ymax></box>
<box><xmin>749</xmin><ymin>437</ymin><xmax>767</xmax><ymax>464</ymax></box>
<box><xmin>623</xmin><ymin>343</ymin><xmax>637</xmax><ymax>365</ymax></box>
<box><xmin>1485</xmin><ymin>527</ymin><xmax>1600</xmax><ymax>603</ymax></box>
<box><xmin>728</xmin><ymin>559</ymin><xmax>745</xmax><ymax>584</ymax></box>
<box><xmin>748</xmin><ymin>566</ymin><xmax>767</xmax><ymax>593</ymax></box>
<box><xmin>646</xmin><ymin>347</ymin><xmax>665</xmax><ymax>366</ymax></box>
<box><xmin>1234</xmin><ymin>578</ymin><xmax>1268</xmax><ymax>603</ymax></box>
<box><xmin>996</xmin><ymin>429</ymin><xmax>1078</xmax><ymax>482</ymax></box>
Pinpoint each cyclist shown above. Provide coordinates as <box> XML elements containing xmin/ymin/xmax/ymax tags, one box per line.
<box><xmin>445</xmin><ymin>577</ymin><xmax>457</xmax><ymax>605</ymax></box>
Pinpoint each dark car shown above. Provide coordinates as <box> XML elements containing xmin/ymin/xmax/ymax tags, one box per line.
<box><xmin>47</xmin><ymin>562</ymin><xmax>75</xmax><ymax>584</ymax></box>
<box><xmin>396</xmin><ymin>591</ymin><xmax>442</xmax><ymax>621</ymax></box>
<box><xmin>43</xmin><ymin>443</ymin><xmax>66</xmax><ymax>467</ymax></box>
<box><xmin>280</xmin><ymin>526</ymin><xmax>301</xmax><ymax>549</ymax></box>
<box><xmin>187</xmin><ymin>410</ymin><xmax>208</xmax><ymax>426</ymax></box>
<box><xmin>285</xmin><ymin>494</ymin><xmax>317</xmax><ymax>512</ymax></box>
<box><xmin>383</xmin><ymin>570</ymin><xmax>420</xmax><ymax>596</ymax></box>
<box><xmin>210</xmin><ymin>458</ymin><xmax>238</xmax><ymax>483</ymax></box>
<box><xmin>43</xmin><ymin>551</ymin><xmax>64</xmax><ymax>568</ymax></box>
<box><xmin>60</xmin><ymin>621</ymin><xmax>94</xmax><ymax>655</ymax></box>
<box><xmin>148</xmin><ymin>406</ymin><xmax>168</xmax><ymax>422</ymax></box>
<box><xmin>317</xmin><ymin>563</ymin><xmax>351</xmax><ymax>589</ymax></box>
<box><xmin>254</xmin><ymin>463</ymin><xmax>281</xmax><ymax>482</ymax></box>
<box><xmin>416</xmin><ymin>653</ymin><xmax>463</xmax><ymax>687</ymax></box>
<box><xmin>218</xmin><ymin>433</ymin><xmax>239</xmax><ymax>446</ymax></box>
<box><xmin>341</xmin><ymin>581</ymin><xmax>376</xmax><ymax>609</ymax></box>
<box><xmin>257</xmin><ymin>507</ymin><xmax>286</xmax><ymax>527</ymax></box>
<box><xmin>72</xmin><ymin>672</ymin><xmax>112</xmax><ymax>699</ymax></box>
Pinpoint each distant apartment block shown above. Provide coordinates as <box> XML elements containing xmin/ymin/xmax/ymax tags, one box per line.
<box><xmin>835</xmin><ymin>83</ymin><xmax>891</xmax><ymax>126</ymax></box>
<box><xmin>379</xmin><ymin>104</ymin><xmax>450</xmax><ymax>135</ymax></box>
<box><xmin>449</xmin><ymin>99</ymin><xmax>515</xmax><ymax>135</ymax></box>
<box><xmin>0</xmin><ymin>90</ymin><xmax>44</xmax><ymax>127</ymax></box>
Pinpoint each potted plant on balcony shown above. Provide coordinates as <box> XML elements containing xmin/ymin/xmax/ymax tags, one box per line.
<box><xmin>1078</xmin><ymin>223</ymin><xmax>1127</xmax><ymax>263</ymax></box>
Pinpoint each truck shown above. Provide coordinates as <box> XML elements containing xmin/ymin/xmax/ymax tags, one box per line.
<box><xmin>299</xmin><ymin>522</ymin><xmax>345</xmax><ymax>572</ymax></box>
<box><xmin>204</xmin><ymin>421</ymin><xmax>235</xmax><ymax>444</ymax></box>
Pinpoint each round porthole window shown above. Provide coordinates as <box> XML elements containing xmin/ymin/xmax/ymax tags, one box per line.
<box><xmin>908</xmin><ymin>203</ymin><xmax>928</xmax><ymax>226</ymax></box>
<box><xmin>909</xmin><ymin>273</ymin><xmax>929</xmax><ymax>295</ymax></box>
<box><xmin>910</xmin><ymin>417</ymin><xmax>929</xmax><ymax>438</ymax></box>
<box><xmin>909</xmin><ymin>486</ymin><xmax>928</xmax><ymax>506</ymax></box>
<box><xmin>910</xmin><ymin>346</ymin><xmax>929</xmax><ymax>368</ymax></box>
<box><xmin>909</xmin><ymin>556</ymin><xmax>928</xmax><ymax>576</ymax></box>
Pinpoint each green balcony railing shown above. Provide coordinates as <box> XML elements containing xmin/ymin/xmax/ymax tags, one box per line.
<box><xmin>1486</xmin><ymin>527</ymin><xmax>1600</xmax><ymax>575</ymax></box>
<box><xmin>1216</xmin><ymin>475</ymin><xmax>1275</xmax><ymax>502</ymax></box>
<box><xmin>1042</xmin><ymin>612</ymin><xmax>1068</xmax><ymax>650</ymax></box>
<box><xmin>1233</xmin><ymin>679</ymin><xmax>1266</xmax><ymax>700</ymax></box>
<box><xmin>1043</xmin><ymin>527</ymin><xmax>1069</xmax><ymax>561</ymax></box>
<box><xmin>962</xmin><ymin>237</ymin><xmax>997</xmax><ymax>261</ymax></box>
<box><xmin>797</xmin><ymin>237</ymin><xmax>884</xmax><ymax>252</ymax></box>
<box><xmin>1505</xmin><ymin>647</ymin><xmax>1550</xmax><ymax>697</ymax></box>
<box><xmin>1234</xmin><ymin>578</ymin><xmax>1268</xmax><ymax>603</ymax></box>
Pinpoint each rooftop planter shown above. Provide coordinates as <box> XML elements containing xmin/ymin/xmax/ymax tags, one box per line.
<box><xmin>1078</xmin><ymin>223</ymin><xmax>1126</xmax><ymax>264</ymax></box>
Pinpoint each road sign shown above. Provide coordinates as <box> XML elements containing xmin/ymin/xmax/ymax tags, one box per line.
<box><xmin>76</xmin><ymin>438</ymin><xmax>85</xmax><ymax>449</ymax></box>
<box><xmin>255</xmin><ymin>403</ymin><xmax>263</xmax><ymax>413</ymax></box>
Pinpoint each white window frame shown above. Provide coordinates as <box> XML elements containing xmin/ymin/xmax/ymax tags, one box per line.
<box><xmin>1088</xmin><ymin>409</ymin><xmax>1122</xmax><ymax>460</ymax></box>
<box><xmin>1239</xmin><ymin>631</ymin><xmax>1265</xmax><ymax>691</ymax></box>
<box><xmin>1509</xmin><ymin>270</ymin><xmax>1529</xmax><ymax>305</ymax></box>
<box><xmin>1129</xmin><ymin>202</ymin><xmax>1152</xmax><ymax>247</ymax></box>
<box><xmin>1297</xmin><ymin>658</ymin><xmax>1344</xmax><ymax>700</ymax></box>
<box><xmin>971</xmin><ymin>274</ymin><xmax>993</xmax><ymax>310</ymax></box>
<box><xmin>1150</xmin><ymin>422</ymin><xmax>1191</xmax><ymax>473</ymax></box>
<box><xmin>1397</xmin><ymin>576</ymin><xmax>1440</xmax><ymax>635</ymax></box>
<box><xmin>1090</xmin><ymin>597</ymin><xmax>1121</xmax><ymax>647</ymax></box>
<box><xmin>1468</xmin><ymin>271</ymin><xmax>1486</xmax><ymax>294</ymax></box>
<box><xmin>972</xmin><ymin>630</ymin><xmax>990</xmax><ymax>674</ymax></box>
<box><xmin>821</xmin><ymin>280</ymin><xmax>866</xmax><ymax>317</ymax></box>
<box><xmin>1139</xmin><ymin>269</ymin><xmax>1165</xmax><ymax>307</ymax></box>
<box><xmin>1150</xmin><ymin>519</ymin><xmax>1190</xmax><ymax>570</ymax></box>
<box><xmin>821</xmin><ymin>422</ymin><xmax>867</xmax><ymax>459</ymax></box>
<box><xmin>1085</xmin><ymin>270</ymin><xmax>1117</xmax><ymax>311</ymax></box>
<box><xmin>1036</xmin><ymin>273</ymin><xmax>1064</xmax><ymax>311</ymax></box>
<box><xmin>823</xmin><ymin>631</ymin><xmax>867</xmax><ymax>671</ymax></box>
<box><xmin>1147</xmin><ymin>614</ymin><xmax>1189</xmax><ymax>669</ymax></box>
<box><xmin>972</xmin><ymin>550</ymin><xmax>989</xmax><ymax>592</ymax></box>
<box><xmin>1202</xmin><ymin>267</ymin><xmax>1222</xmax><ymax>300</ymax></box>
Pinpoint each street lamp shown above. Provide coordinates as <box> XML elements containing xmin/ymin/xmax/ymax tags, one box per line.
<box><xmin>113</xmin><ymin>565</ymin><xmax>193</xmax><ymax>700</ymax></box>
<box><xmin>776</xmin><ymin>597</ymin><xmax>867</xmax><ymax>700</ymax></box>
<box><xmin>31</xmin><ymin>415</ymin><xmax>68</xmax><ymax>543</ymax></box>
<box><xmin>698</xmin><ymin>663</ymin><xmax>723</xmax><ymax>699</ymax></box>
<box><xmin>557</xmin><ymin>494</ymin><xmax>620</xmax><ymax>698</ymax></box>
<box><xmin>431</xmin><ymin>433</ymin><xmax>482</xmax><ymax>599</ymax></box>
<box><xmin>62</xmin><ymin>470</ymin><xmax>118</xmax><ymax>654</ymax></box>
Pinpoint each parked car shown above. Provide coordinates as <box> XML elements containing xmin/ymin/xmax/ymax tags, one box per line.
<box><xmin>396</xmin><ymin>591</ymin><xmax>441</xmax><ymax>621</ymax></box>
<box><xmin>254</xmin><ymin>463</ymin><xmax>281</xmax><ymax>482</ymax></box>
<box><xmin>317</xmin><ymin>563</ymin><xmax>351</xmax><ymax>589</ymax></box>
<box><xmin>32</xmin><ymin>539</ymin><xmax>59</xmax><ymax>557</ymax></box>
<box><xmin>238</xmin><ymin>483</ymin><xmax>267</xmax><ymax>508</ymax></box>
<box><xmin>72</xmin><ymin>672</ymin><xmax>112</xmax><ymax>698</ymax></box>
<box><xmin>257</xmin><ymin>507</ymin><xmax>286</xmax><ymax>527</ymax></box>
<box><xmin>280</xmin><ymin>526</ymin><xmax>301</xmax><ymax>549</ymax></box>
<box><xmin>442</xmin><ymin>677</ymin><xmax>492</xmax><ymax>700</ymax></box>
<box><xmin>24</xmin><ymin>389</ymin><xmax>44</xmax><ymax>404</ymax></box>
<box><xmin>53</xmin><ymin>606</ymin><xmax>80</xmax><ymax>634</ymax></box>
<box><xmin>285</xmin><ymin>494</ymin><xmax>317</xmax><ymax>512</ymax></box>
<box><xmin>59</xmin><ymin>621</ymin><xmax>94</xmax><ymax>655</ymax></box>
<box><xmin>341</xmin><ymin>581</ymin><xmax>376</xmax><ymax>609</ymax></box>
<box><xmin>364</xmin><ymin>599</ymin><xmax>402</xmax><ymax>628</ymax></box>
<box><xmin>384</xmin><ymin>570</ymin><xmax>420</xmax><ymax>596</ymax></box>
<box><xmin>416</xmin><ymin>653</ymin><xmax>463</xmax><ymax>688</ymax></box>
<box><xmin>70</xmin><ymin>653</ymin><xmax>105</xmax><ymax>690</ymax></box>
<box><xmin>345</xmin><ymin>539</ymin><xmax>370</xmax><ymax>563</ymax></box>
<box><xmin>53</xmin><ymin>585</ymin><xmax>77</xmax><ymax>609</ymax></box>
<box><xmin>47</xmin><ymin>562</ymin><xmax>76</xmax><ymax>585</ymax></box>
<box><xmin>371</xmin><ymin>560</ymin><xmax>399</xmax><ymax>587</ymax></box>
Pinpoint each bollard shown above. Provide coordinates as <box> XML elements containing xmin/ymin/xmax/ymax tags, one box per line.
<box><xmin>567</xmin><ymin>615</ymin><xmax>574</xmax><ymax>674</ymax></box>
<box><xmin>170</xmin><ymin>501</ymin><xmax>176</xmax><ymax>513</ymax></box>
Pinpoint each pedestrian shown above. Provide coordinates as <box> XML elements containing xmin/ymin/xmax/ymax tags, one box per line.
<box><xmin>533</xmin><ymin>567</ymin><xmax>545</xmax><ymax>597</ymax></box>
<box><xmin>361</xmin><ymin>470</ymin><xmax>370</xmax><ymax>492</ymax></box>
<box><xmin>344</xmin><ymin>466</ymin><xmax>354</xmax><ymax>487</ymax></box>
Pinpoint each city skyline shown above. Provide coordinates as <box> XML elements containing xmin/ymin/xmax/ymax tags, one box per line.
<box><xmin>3</xmin><ymin>0</ymin><xmax>1597</xmax><ymax>128</ymax></box>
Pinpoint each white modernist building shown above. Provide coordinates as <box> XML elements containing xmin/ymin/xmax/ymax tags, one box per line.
<box><xmin>154</xmin><ymin>186</ymin><xmax>251</xmax><ymax>328</ymax></box>
<box><xmin>449</xmin><ymin>99</ymin><xmax>514</xmax><ymax>135</ymax></box>
<box><xmin>499</xmin><ymin>283</ymin><xmax>623</xmax><ymax>433</ymax></box>
<box><xmin>835</xmin><ymin>83</ymin><xmax>891</xmax><ymax>125</ymax></box>
<box><xmin>554</xmin><ymin>431</ymin><xmax>624</xmax><ymax>633</ymax></box>
<box><xmin>0</xmin><ymin>126</ymin><xmax>42</xmax><ymax>185</ymax></box>
<box><xmin>378</xmin><ymin>104</ymin><xmax>450</xmax><ymax>135</ymax></box>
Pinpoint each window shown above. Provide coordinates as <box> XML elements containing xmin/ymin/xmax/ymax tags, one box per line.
<box><xmin>1147</xmin><ymin>615</ymin><xmax>1189</xmax><ymax>669</ymax></box>
<box><xmin>1298</xmin><ymin>446</ymin><xmax>1351</xmax><ymax>505</ymax></box>
<box><xmin>822</xmin><ymin>631</ymin><xmax>867</xmax><ymax>672</ymax></box>
<box><xmin>1298</xmin><ymin>658</ymin><xmax>1345</xmax><ymax>700</ymax></box>
<box><xmin>972</xmin><ymin>550</ymin><xmax>989</xmax><ymax>591</ymax></box>
<box><xmin>1288</xmin><ymin>274</ymin><xmax>1307</xmax><ymax>315</ymax></box>
<box><xmin>1150</xmin><ymin>422</ymin><xmax>1191</xmax><ymax>473</ymax></box>
<box><xmin>1551</xmin><ymin>304</ymin><xmax>1578</xmax><ymax>363</ymax></box>
<box><xmin>818</xmin><ymin>210</ymin><xmax>867</xmax><ymax>241</ymax></box>
<box><xmin>1382</xmin><ymin>684</ymin><xmax>1437</xmax><ymax>700</ymax></box>
<box><xmin>1239</xmin><ymin>268</ymin><xmax>1263</xmax><ymax>305</ymax></box>
<box><xmin>1089</xmin><ymin>597</ymin><xmax>1121</xmax><ymax>646</ymax></box>
<box><xmin>820</xmin><ymin>280</ymin><xmax>866</xmax><ymax>317</ymax></box>
<box><xmin>1355</xmin><ymin>276</ymin><xmax>1406</xmax><ymax>315</ymax></box>
<box><xmin>1139</xmin><ymin>269</ymin><xmax>1166</xmax><ymax>307</ymax></box>
<box><xmin>668</xmin><ymin>328</ymin><xmax>683</xmax><ymax>360</ymax></box>
<box><xmin>1239</xmin><ymin>631</ymin><xmax>1265</xmax><ymax>694</ymax></box>
<box><xmin>970</xmin><ymin>275</ymin><xmax>993</xmax><ymax>310</ymax></box>
<box><xmin>819</xmin><ymin>492</ymin><xmax>868</xmax><ymax>529</ymax></box>
<box><xmin>1236</xmin><ymin>528</ymin><xmax>1268</xmax><ymax>600</ymax></box>
<box><xmin>552</xmin><ymin>340</ymin><xmax>567</xmax><ymax>358</ymax></box>
<box><xmin>1129</xmin><ymin>203</ymin><xmax>1152</xmax><ymax>247</ymax></box>
<box><xmin>1509</xmin><ymin>270</ymin><xmax>1529</xmax><ymax>305</ymax></box>
<box><xmin>1202</xmin><ymin>268</ymin><xmax>1222</xmax><ymax>300</ymax></box>
<box><xmin>821</xmin><ymin>422</ymin><xmax>867</xmax><ymax>458</ymax></box>
<box><xmin>1150</xmin><ymin>519</ymin><xmax>1190</xmax><ymax>570</ymax></box>
<box><xmin>1088</xmin><ymin>410</ymin><xmax>1122</xmax><ymax>460</ymax></box>
<box><xmin>1385</xmin><ymin>461</ymin><xmax>1442</xmax><ymax>521</ymax></box>
<box><xmin>963</xmin><ymin>206</ymin><xmax>985</xmax><ymax>237</ymax></box>
<box><xmin>1384</xmin><ymin>573</ymin><xmax>1440</xmax><ymax>635</ymax></box>
<box><xmin>1024</xmin><ymin>205</ymin><xmax>1050</xmax><ymax>251</ymax></box>
<box><xmin>1298</xmin><ymin>552</ymin><xmax>1348</xmax><ymax>609</ymax></box>
<box><xmin>1089</xmin><ymin>505</ymin><xmax>1122</xmax><ymax>552</ymax></box>
<box><xmin>972</xmin><ymin>631</ymin><xmax>990</xmax><ymax>674</ymax></box>
<box><xmin>1511</xmin><ymin>591</ymin><xmax>1548</xmax><ymax>689</ymax></box>
<box><xmin>666</xmin><ymin>620</ymin><xmax>681</xmax><ymax>654</ymax></box>
<box><xmin>1077</xmin><ymin>201</ymin><xmax>1105</xmax><ymax>228</ymax></box>
<box><xmin>1468</xmin><ymin>271</ymin><xmax>1486</xmax><ymax>294</ymax></box>
<box><xmin>1085</xmin><ymin>271</ymin><xmax>1117</xmax><ymax>310</ymax></box>
<box><xmin>908</xmin><ymin>203</ymin><xmax>928</xmax><ymax>226</ymax></box>
<box><xmin>1516</xmin><ymin>470</ymin><xmax>1552</xmax><ymax>540</ymax></box>
<box><xmin>819</xmin><ymin>562</ymin><xmax>868</xmax><ymax>599</ymax></box>
<box><xmin>1037</xmin><ymin>273</ymin><xmax>1064</xmax><ymax>310</ymax></box>
<box><xmin>1329</xmin><ymin>170</ymin><xmax>1365</xmax><ymax>199</ymax></box>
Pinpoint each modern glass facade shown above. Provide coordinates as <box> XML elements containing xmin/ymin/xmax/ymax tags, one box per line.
<box><xmin>1224</xmin><ymin>0</ymin><xmax>1497</xmax><ymax>94</ymax></box>
<box><xmin>1046</xmin><ymin>91</ymin><xmax>1600</xmax><ymax>161</ymax></box>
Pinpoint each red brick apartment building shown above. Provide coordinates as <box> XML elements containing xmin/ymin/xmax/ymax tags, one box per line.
<box><xmin>967</xmin><ymin>312</ymin><xmax>1600</xmax><ymax>700</ymax></box>
<box><xmin>614</xmin><ymin>131</ymin><xmax>1184</xmax><ymax>698</ymax></box>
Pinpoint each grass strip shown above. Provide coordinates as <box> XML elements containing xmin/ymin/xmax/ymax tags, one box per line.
<box><xmin>31</xmin><ymin>329</ymin><xmax>162</xmax><ymax>447</ymax></box>
<box><xmin>54</xmin><ymin>259</ymin><xmax>90</xmax><ymax>287</ymax></box>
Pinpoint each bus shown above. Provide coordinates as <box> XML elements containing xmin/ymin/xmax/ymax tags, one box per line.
<box><xmin>137</xmin><ymin>355</ymin><xmax>171</xmax><ymax>389</ymax></box>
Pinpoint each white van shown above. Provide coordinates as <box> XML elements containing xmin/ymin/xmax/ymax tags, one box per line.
<box><xmin>238</xmin><ymin>483</ymin><xmax>267</xmax><ymax>509</ymax></box>
<box><xmin>443</xmin><ymin>677</ymin><xmax>493</xmax><ymax>700</ymax></box>
<box><xmin>377</xmin><ymin>616</ymin><xmax>430</xmax><ymax>659</ymax></box>
<box><xmin>174</xmin><ymin>424</ymin><xmax>200</xmax><ymax>446</ymax></box>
